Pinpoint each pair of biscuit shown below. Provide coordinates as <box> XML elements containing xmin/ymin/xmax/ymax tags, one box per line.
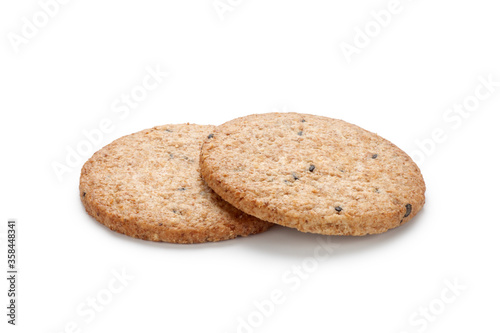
<box><xmin>80</xmin><ymin>113</ymin><xmax>425</xmax><ymax>243</ymax></box>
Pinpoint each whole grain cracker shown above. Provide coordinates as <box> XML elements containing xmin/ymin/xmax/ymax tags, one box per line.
<box><xmin>200</xmin><ymin>113</ymin><xmax>426</xmax><ymax>235</ymax></box>
<box><xmin>80</xmin><ymin>124</ymin><xmax>273</xmax><ymax>243</ymax></box>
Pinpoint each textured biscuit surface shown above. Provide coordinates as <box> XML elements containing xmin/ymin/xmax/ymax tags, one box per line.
<box><xmin>200</xmin><ymin>113</ymin><xmax>426</xmax><ymax>235</ymax></box>
<box><xmin>80</xmin><ymin>124</ymin><xmax>273</xmax><ymax>243</ymax></box>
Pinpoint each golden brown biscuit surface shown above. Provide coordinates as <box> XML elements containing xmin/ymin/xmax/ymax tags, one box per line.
<box><xmin>80</xmin><ymin>124</ymin><xmax>273</xmax><ymax>243</ymax></box>
<box><xmin>200</xmin><ymin>113</ymin><xmax>426</xmax><ymax>235</ymax></box>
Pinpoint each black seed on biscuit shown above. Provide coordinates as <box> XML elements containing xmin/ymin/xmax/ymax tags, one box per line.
<box><xmin>207</xmin><ymin>133</ymin><xmax>214</xmax><ymax>139</ymax></box>
<box><xmin>309</xmin><ymin>164</ymin><xmax>315</xmax><ymax>172</ymax></box>
<box><xmin>301</xmin><ymin>119</ymin><xmax>306</xmax><ymax>122</ymax></box>
<box><xmin>165</xmin><ymin>129</ymin><xmax>173</xmax><ymax>132</ymax></box>
<box><xmin>83</xmin><ymin>192</ymin><xmax>86</xmax><ymax>197</ymax></box>
<box><xmin>178</xmin><ymin>187</ymin><xmax>186</xmax><ymax>191</ymax></box>
<box><xmin>372</xmin><ymin>154</ymin><xmax>378</xmax><ymax>159</ymax></box>
<box><xmin>292</xmin><ymin>172</ymin><xmax>299</xmax><ymax>180</ymax></box>
<box><xmin>404</xmin><ymin>204</ymin><xmax>412</xmax><ymax>217</ymax></box>
<box><xmin>335</xmin><ymin>206</ymin><xmax>343</xmax><ymax>212</ymax></box>
<box><xmin>159</xmin><ymin>223</ymin><xmax>163</xmax><ymax>226</ymax></box>
<box><xmin>297</xmin><ymin>131</ymin><xmax>303</xmax><ymax>136</ymax></box>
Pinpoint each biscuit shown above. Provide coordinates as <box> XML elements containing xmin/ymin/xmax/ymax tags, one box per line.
<box><xmin>200</xmin><ymin>113</ymin><xmax>426</xmax><ymax>235</ymax></box>
<box><xmin>80</xmin><ymin>124</ymin><xmax>273</xmax><ymax>243</ymax></box>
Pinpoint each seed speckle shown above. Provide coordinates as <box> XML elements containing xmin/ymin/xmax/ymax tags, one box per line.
<box><xmin>309</xmin><ymin>164</ymin><xmax>315</xmax><ymax>172</ymax></box>
<box><xmin>404</xmin><ymin>204</ymin><xmax>412</xmax><ymax>217</ymax></box>
<box><xmin>335</xmin><ymin>206</ymin><xmax>343</xmax><ymax>212</ymax></box>
<box><xmin>207</xmin><ymin>133</ymin><xmax>214</xmax><ymax>139</ymax></box>
<box><xmin>372</xmin><ymin>154</ymin><xmax>378</xmax><ymax>159</ymax></box>
<box><xmin>292</xmin><ymin>172</ymin><xmax>299</xmax><ymax>180</ymax></box>
<box><xmin>297</xmin><ymin>131</ymin><xmax>303</xmax><ymax>136</ymax></box>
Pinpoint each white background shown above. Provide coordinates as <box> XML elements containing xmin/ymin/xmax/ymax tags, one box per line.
<box><xmin>1</xmin><ymin>0</ymin><xmax>500</xmax><ymax>332</ymax></box>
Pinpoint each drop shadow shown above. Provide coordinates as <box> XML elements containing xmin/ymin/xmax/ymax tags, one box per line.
<box><xmin>239</xmin><ymin>207</ymin><xmax>428</xmax><ymax>260</ymax></box>
<box><xmin>78</xmin><ymin>191</ymin><xmax>428</xmax><ymax>257</ymax></box>
<box><xmin>78</xmin><ymin>196</ymin><xmax>260</xmax><ymax>251</ymax></box>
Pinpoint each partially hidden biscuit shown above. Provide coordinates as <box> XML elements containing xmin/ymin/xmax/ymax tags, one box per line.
<box><xmin>80</xmin><ymin>124</ymin><xmax>273</xmax><ymax>243</ymax></box>
<box><xmin>200</xmin><ymin>113</ymin><xmax>426</xmax><ymax>236</ymax></box>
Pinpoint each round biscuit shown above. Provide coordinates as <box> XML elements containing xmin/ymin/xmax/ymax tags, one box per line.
<box><xmin>200</xmin><ymin>113</ymin><xmax>426</xmax><ymax>235</ymax></box>
<box><xmin>80</xmin><ymin>124</ymin><xmax>273</xmax><ymax>243</ymax></box>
